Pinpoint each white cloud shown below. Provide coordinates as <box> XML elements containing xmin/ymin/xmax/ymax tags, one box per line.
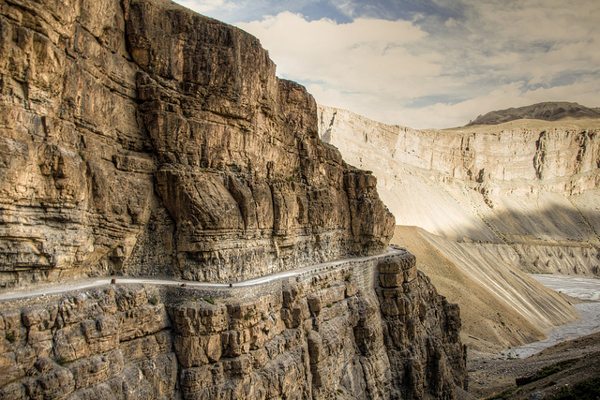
<box><xmin>175</xmin><ymin>0</ymin><xmax>235</xmax><ymax>14</ymax></box>
<box><xmin>238</xmin><ymin>13</ymin><xmax>450</xmax><ymax>122</ymax></box>
<box><xmin>203</xmin><ymin>1</ymin><xmax>600</xmax><ymax>128</ymax></box>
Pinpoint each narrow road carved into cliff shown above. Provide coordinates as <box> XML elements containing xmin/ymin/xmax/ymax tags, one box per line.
<box><xmin>0</xmin><ymin>248</ymin><xmax>405</xmax><ymax>302</ymax></box>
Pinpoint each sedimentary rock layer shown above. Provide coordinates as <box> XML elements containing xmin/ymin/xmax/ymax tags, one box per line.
<box><xmin>318</xmin><ymin>106</ymin><xmax>600</xmax><ymax>273</ymax></box>
<box><xmin>318</xmin><ymin>106</ymin><xmax>598</xmax><ymax>350</ymax></box>
<box><xmin>0</xmin><ymin>253</ymin><xmax>467</xmax><ymax>399</ymax></box>
<box><xmin>0</xmin><ymin>0</ymin><xmax>469</xmax><ymax>397</ymax></box>
<box><xmin>0</xmin><ymin>0</ymin><xmax>393</xmax><ymax>287</ymax></box>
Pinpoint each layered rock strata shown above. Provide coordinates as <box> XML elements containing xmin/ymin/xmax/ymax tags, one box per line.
<box><xmin>0</xmin><ymin>0</ymin><xmax>469</xmax><ymax>398</ymax></box>
<box><xmin>0</xmin><ymin>252</ymin><xmax>467</xmax><ymax>399</ymax></box>
<box><xmin>318</xmin><ymin>106</ymin><xmax>600</xmax><ymax>275</ymax></box>
<box><xmin>0</xmin><ymin>0</ymin><xmax>393</xmax><ymax>287</ymax></box>
<box><xmin>317</xmin><ymin>106</ymin><xmax>598</xmax><ymax>350</ymax></box>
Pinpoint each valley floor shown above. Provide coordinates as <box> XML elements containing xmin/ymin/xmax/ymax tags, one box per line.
<box><xmin>392</xmin><ymin>226</ymin><xmax>579</xmax><ymax>352</ymax></box>
<box><xmin>468</xmin><ymin>331</ymin><xmax>600</xmax><ymax>399</ymax></box>
<box><xmin>468</xmin><ymin>274</ymin><xmax>600</xmax><ymax>399</ymax></box>
<box><xmin>507</xmin><ymin>275</ymin><xmax>600</xmax><ymax>358</ymax></box>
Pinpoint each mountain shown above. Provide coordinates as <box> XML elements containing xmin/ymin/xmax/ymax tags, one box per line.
<box><xmin>0</xmin><ymin>0</ymin><xmax>467</xmax><ymax>398</ymax></box>
<box><xmin>467</xmin><ymin>102</ymin><xmax>600</xmax><ymax>125</ymax></box>
<box><xmin>319</xmin><ymin>105</ymin><xmax>600</xmax><ymax>352</ymax></box>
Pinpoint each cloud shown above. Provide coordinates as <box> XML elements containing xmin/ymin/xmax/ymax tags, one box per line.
<box><xmin>238</xmin><ymin>13</ymin><xmax>452</xmax><ymax>122</ymax></box>
<box><xmin>175</xmin><ymin>0</ymin><xmax>234</xmax><ymax>14</ymax></box>
<box><xmin>179</xmin><ymin>0</ymin><xmax>600</xmax><ymax>128</ymax></box>
<box><xmin>240</xmin><ymin>13</ymin><xmax>432</xmax><ymax>88</ymax></box>
<box><xmin>175</xmin><ymin>0</ymin><xmax>353</xmax><ymax>23</ymax></box>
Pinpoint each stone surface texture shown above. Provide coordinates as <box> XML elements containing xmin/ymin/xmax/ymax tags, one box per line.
<box><xmin>0</xmin><ymin>253</ymin><xmax>467</xmax><ymax>399</ymax></box>
<box><xmin>0</xmin><ymin>0</ymin><xmax>394</xmax><ymax>288</ymax></box>
<box><xmin>318</xmin><ymin>106</ymin><xmax>600</xmax><ymax>274</ymax></box>
<box><xmin>0</xmin><ymin>0</ymin><xmax>468</xmax><ymax>398</ymax></box>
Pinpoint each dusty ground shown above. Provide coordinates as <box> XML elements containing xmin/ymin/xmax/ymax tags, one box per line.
<box><xmin>392</xmin><ymin>226</ymin><xmax>600</xmax><ymax>399</ymax></box>
<box><xmin>467</xmin><ymin>274</ymin><xmax>600</xmax><ymax>399</ymax></box>
<box><xmin>468</xmin><ymin>331</ymin><xmax>600</xmax><ymax>399</ymax></box>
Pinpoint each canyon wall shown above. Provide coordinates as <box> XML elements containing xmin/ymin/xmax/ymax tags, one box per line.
<box><xmin>318</xmin><ymin>106</ymin><xmax>600</xmax><ymax>274</ymax></box>
<box><xmin>0</xmin><ymin>253</ymin><xmax>467</xmax><ymax>399</ymax></box>
<box><xmin>0</xmin><ymin>0</ymin><xmax>468</xmax><ymax>397</ymax></box>
<box><xmin>318</xmin><ymin>106</ymin><xmax>598</xmax><ymax>351</ymax></box>
<box><xmin>0</xmin><ymin>0</ymin><xmax>393</xmax><ymax>288</ymax></box>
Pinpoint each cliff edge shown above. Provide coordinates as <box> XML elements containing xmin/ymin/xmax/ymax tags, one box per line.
<box><xmin>318</xmin><ymin>105</ymin><xmax>597</xmax><ymax>352</ymax></box>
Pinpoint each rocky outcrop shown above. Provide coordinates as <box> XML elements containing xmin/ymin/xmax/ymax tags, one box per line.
<box><xmin>0</xmin><ymin>252</ymin><xmax>467</xmax><ymax>399</ymax></box>
<box><xmin>0</xmin><ymin>0</ymin><xmax>393</xmax><ymax>288</ymax></box>
<box><xmin>0</xmin><ymin>0</ymin><xmax>468</xmax><ymax>398</ymax></box>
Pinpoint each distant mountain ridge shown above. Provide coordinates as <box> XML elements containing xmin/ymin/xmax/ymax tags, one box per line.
<box><xmin>467</xmin><ymin>101</ymin><xmax>600</xmax><ymax>126</ymax></box>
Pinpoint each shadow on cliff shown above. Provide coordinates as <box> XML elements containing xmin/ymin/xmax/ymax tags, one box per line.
<box><xmin>457</xmin><ymin>204</ymin><xmax>600</xmax><ymax>244</ymax></box>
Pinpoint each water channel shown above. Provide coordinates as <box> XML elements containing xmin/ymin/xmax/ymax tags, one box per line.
<box><xmin>506</xmin><ymin>274</ymin><xmax>600</xmax><ymax>358</ymax></box>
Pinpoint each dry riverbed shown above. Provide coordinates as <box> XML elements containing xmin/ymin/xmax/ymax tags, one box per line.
<box><xmin>468</xmin><ymin>274</ymin><xmax>600</xmax><ymax>399</ymax></box>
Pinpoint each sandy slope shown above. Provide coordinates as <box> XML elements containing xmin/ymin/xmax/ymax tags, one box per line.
<box><xmin>392</xmin><ymin>226</ymin><xmax>577</xmax><ymax>352</ymax></box>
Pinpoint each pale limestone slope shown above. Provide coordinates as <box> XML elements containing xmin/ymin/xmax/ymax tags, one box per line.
<box><xmin>393</xmin><ymin>226</ymin><xmax>576</xmax><ymax>352</ymax></box>
<box><xmin>318</xmin><ymin>106</ymin><xmax>600</xmax><ymax>273</ymax></box>
<box><xmin>318</xmin><ymin>105</ymin><xmax>600</xmax><ymax>350</ymax></box>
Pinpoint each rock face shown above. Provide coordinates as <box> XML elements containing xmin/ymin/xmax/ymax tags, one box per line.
<box><xmin>467</xmin><ymin>101</ymin><xmax>600</xmax><ymax>126</ymax></box>
<box><xmin>318</xmin><ymin>106</ymin><xmax>600</xmax><ymax>273</ymax></box>
<box><xmin>0</xmin><ymin>0</ymin><xmax>468</xmax><ymax>398</ymax></box>
<box><xmin>318</xmin><ymin>105</ymin><xmax>599</xmax><ymax>351</ymax></box>
<box><xmin>0</xmin><ymin>253</ymin><xmax>467</xmax><ymax>399</ymax></box>
<box><xmin>0</xmin><ymin>0</ymin><xmax>393</xmax><ymax>287</ymax></box>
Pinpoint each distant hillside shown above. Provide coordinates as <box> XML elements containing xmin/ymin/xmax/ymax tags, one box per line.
<box><xmin>318</xmin><ymin>104</ymin><xmax>600</xmax><ymax>352</ymax></box>
<box><xmin>467</xmin><ymin>102</ymin><xmax>600</xmax><ymax>126</ymax></box>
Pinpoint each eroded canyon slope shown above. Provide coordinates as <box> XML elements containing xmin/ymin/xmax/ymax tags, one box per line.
<box><xmin>318</xmin><ymin>105</ymin><xmax>600</xmax><ymax>351</ymax></box>
<box><xmin>0</xmin><ymin>0</ymin><xmax>467</xmax><ymax>398</ymax></box>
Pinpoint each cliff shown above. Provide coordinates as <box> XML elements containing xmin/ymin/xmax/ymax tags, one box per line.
<box><xmin>0</xmin><ymin>0</ymin><xmax>394</xmax><ymax>288</ymax></box>
<box><xmin>318</xmin><ymin>106</ymin><xmax>600</xmax><ymax>271</ymax></box>
<box><xmin>0</xmin><ymin>0</ymin><xmax>467</xmax><ymax>398</ymax></box>
<box><xmin>0</xmin><ymin>254</ymin><xmax>467</xmax><ymax>399</ymax></box>
<box><xmin>318</xmin><ymin>106</ymin><xmax>599</xmax><ymax>351</ymax></box>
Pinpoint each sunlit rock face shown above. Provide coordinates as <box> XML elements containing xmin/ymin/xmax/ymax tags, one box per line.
<box><xmin>318</xmin><ymin>105</ymin><xmax>600</xmax><ymax>274</ymax></box>
<box><xmin>318</xmin><ymin>105</ymin><xmax>598</xmax><ymax>351</ymax></box>
<box><xmin>0</xmin><ymin>0</ymin><xmax>394</xmax><ymax>288</ymax></box>
<box><xmin>0</xmin><ymin>0</ymin><xmax>470</xmax><ymax>398</ymax></box>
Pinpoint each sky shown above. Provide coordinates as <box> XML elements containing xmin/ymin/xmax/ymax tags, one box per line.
<box><xmin>173</xmin><ymin>0</ymin><xmax>600</xmax><ymax>129</ymax></box>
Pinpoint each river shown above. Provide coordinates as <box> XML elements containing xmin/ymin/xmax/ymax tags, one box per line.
<box><xmin>506</xmin><ymin>274</ymin><xmax>600</xmax><ymax>358</ymax></box>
